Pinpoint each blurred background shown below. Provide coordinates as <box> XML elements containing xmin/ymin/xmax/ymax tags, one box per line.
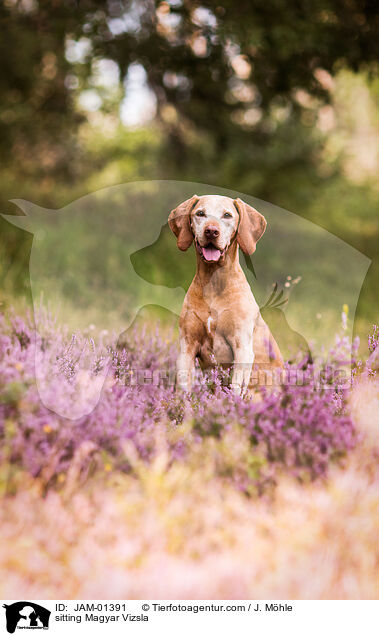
<box><xmin>0</xmin><ymin>0</ymin><xmax>378</xmax><ymax>346</ymax></box>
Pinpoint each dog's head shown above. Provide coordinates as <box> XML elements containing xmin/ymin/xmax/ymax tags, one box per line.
<box><xmin>168</xmin><ymin>194</ymin><xmax>266</xmax><ymax>263</ymax></box>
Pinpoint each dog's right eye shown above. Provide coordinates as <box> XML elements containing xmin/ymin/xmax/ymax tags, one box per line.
<box><xmin>196</xmin><ymin>210</ymin><xmax>206</xmax><ymax>217</ymax></box>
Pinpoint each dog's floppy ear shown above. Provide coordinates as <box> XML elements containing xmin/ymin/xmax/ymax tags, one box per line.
<box><xmin>168</xmin><ymin>195</ymin><xmax>199</xmax><ymax>251</ymax></box>
<box><xmin>234</xmin><ymin>197</ymin><xmax>267</xmax><ymax>255</ymax></box>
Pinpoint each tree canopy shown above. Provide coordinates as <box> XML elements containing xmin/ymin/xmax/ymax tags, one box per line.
<box><xmin>1</xmin><ymin>0</ymin><xmax>378</xmax><ymax>184</ymax></box>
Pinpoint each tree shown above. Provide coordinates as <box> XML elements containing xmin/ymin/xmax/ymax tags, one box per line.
<box><xmin>1</xmin><ymin>0</ymin><xmax>378</xmax><ymax>184</ymax></box>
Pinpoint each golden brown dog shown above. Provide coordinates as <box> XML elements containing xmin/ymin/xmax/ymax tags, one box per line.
<box><xmin>169</xmin><ymin>194</ymin><xmax>283</xmax><ymax>394</ymax></box>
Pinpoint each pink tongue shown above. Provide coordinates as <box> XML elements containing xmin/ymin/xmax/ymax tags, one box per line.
<box><xmin>202</xmin><ymin>246</ymin><xmax>221</xmax><ymax>261</ymax></box>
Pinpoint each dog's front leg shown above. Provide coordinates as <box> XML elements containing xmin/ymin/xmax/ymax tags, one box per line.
<box><xmin>228</xmin><ymin>332</ymin><xmax>254</xmax><ymax>395</ymax></box>
<box><xmin>176</xmin><ymin>339</ymin><xmax>197</xmax><ymax>392</ymax></box>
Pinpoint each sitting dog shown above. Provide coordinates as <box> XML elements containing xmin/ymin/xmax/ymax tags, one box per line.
<box><xmin>169</xmin><ymin>194</ymin><xmax>283</xmax><ymax>394</ymax></box>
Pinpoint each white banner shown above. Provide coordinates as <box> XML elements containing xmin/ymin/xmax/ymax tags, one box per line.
<box><xmin>1</xmin><ymin>600</ymin><xmax>377</xmax><ymax>636</ymax></box>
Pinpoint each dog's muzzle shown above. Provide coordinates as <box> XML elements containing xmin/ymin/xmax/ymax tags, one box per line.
<box><xmin>195</xmin><ymin>238</ymin><xmax>228</xmax><ymax>262</ymax></box>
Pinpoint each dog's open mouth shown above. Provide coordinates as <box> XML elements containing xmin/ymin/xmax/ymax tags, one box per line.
<box><xmin>196</xmin><ymin>239</ymin><xmax>225</xmax><ymax>262</ymax></box>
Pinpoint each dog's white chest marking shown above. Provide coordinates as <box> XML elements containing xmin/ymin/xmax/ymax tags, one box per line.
<box><xmin>206</xmin><ymin>316</ymin><xmax>213</xmax><ymax>335</ymax></box>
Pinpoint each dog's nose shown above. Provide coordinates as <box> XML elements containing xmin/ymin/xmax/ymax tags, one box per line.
<box><xmin>204</xmin><ymin>225</ymin><xmax>220</xmax><ymax>239</ymax></box>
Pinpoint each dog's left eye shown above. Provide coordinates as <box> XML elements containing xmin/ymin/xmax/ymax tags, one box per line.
<box><xmin>196</xmin><ymin>210</ymin><xmax>206</xmax><ymax>217</ymax></box>
<box><xmin>223</xmin><ymin>212</ymin><xmax>232</xmax><ymax>218</ymax></box>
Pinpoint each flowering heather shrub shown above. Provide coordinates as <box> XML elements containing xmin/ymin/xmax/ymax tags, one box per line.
<box><xmin>0</xmin><ymin>312</ymin><xmax>378</xmax><ymax>599</ymax></box>
<box><xmin>0</xmin><ymin>310</ymin><xmax>359</xmax><ymax>495</ymax></box>
<box><xmin>0</xmin><ymin>369</ymin><xmax>378</xmax><ymax>600</ymax></box>
<box><xmin>368</xmin><ymin>324</ymin><xmax>379</xmax><ymax>355</ymax></box>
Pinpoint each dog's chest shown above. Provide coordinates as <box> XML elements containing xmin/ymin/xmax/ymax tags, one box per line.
<box><xmin>198</xmin><ymin>310</ymin><xmax>234</xmax><ymax>366</ymax></box>
<box><xmin>183</xmin><ymin>277</ymin><xmax>258</xmax><ymax>367</ymax></box>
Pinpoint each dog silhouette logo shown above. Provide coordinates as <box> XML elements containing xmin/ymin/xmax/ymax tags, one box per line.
<box><xmin>3</xmin><ymin>602</ymin><xmax>50</xmax><ymax>633</ymax></box>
